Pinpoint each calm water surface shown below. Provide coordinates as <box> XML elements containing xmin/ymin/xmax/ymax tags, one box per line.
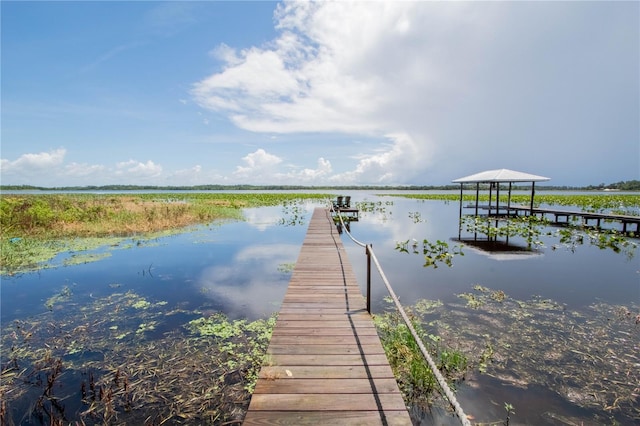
<box><xmin>1</xmin><ymin>191</ymin><xmax>638</xmax><ymax>425</ymax></box>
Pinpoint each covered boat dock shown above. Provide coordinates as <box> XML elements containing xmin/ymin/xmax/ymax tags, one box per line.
<box><xmin>452</xmin><ymin>168</ymin><xmax>550</xmax><ymax>218</ymax></box>
<box><xmin>452</xmin><ymin>169</ymin><xmax>639</xmax><ymax>235</ymax></box>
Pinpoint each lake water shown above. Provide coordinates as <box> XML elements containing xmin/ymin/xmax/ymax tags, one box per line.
<box><xmin>1</xmin><ymin>191</ymin><xmax>638</xmax><ymax>425</ymax></box>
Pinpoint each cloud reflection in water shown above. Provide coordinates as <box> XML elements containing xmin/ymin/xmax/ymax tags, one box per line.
<box><xmin>197</xmin><ymin>243</ymin><xmax>300</xmax><ymax>320</ymax></box>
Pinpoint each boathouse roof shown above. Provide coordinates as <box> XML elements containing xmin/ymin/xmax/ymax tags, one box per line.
<box><xmin>452</xmin><ymin>168</ymin><xmax>550</xmax><ymax>183</ymax></box>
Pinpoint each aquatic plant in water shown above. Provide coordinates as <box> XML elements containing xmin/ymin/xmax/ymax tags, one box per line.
<box><xmin>554</xmin><ymin>227</ymin><xmax>637</xmax><ymax>259</ymax></box>
<box><xmin>0</xmin><ymin>290</ymin><xmax>276</xmax><ymax>424</ymax></box>
<box><xmin>44</xmin><ymin>285</ymin><xmax>73</xmax><ymax>310</ymax></box>
<box><xmin>461</xmin><ymin>215</ymin><xmax>547</xmax><ymax>247</ymax></box>
<box><xmin>277</xmin><ymin>262</ymin><xmax>296</xmax><ymax>273</ymax></box>
<box><xmin>354</xmin><ymin>200</ymin><xmax>394</xmax><ymax>221</ymax></box>
<box><xmin>395</xmin><ymin>238</ymin><xmax>464</xmax><ymax>268</ymax></box>
<box><xmin>416</xmin><ymin>286</ymin><xmax>639</xmax><ymax>424</ymax></box>
<box><xmin>278</xmin><ymin>201</ymin><xmax>309</xmax><ymax>226</ymax></box>
<box><xmin>373</xmin><ymin>298</ymin><xmax>469</xmax><ymax>410</ymax></box>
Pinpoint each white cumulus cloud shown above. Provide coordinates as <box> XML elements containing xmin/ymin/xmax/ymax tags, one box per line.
<box><xmin>332</xmin><ymin>133</ymin><xmax>427</xmax><ymax>184</ymax></box>
<box><xmin>190</xmin><ymin>2</ymin><xmax>488</xmax><ymax>183</ymax></box>
<box><xmin>1</xmin><ymin>148</ymin><xmax>66</xmax><ymax>172</ymax></box>
<box><xmin>191</xmin><ymin>1</ymin><xmax>638</xmax><ymax>185</ymax></box>
<box><xmin>233</xmin><ymin>148</ymin><xmax>283</xmax><ymax>181</ymax></box>
<box><xmin>115</xmin><ymin>160</ymin><xmax>163</xmax><ymax>178</ymax></box>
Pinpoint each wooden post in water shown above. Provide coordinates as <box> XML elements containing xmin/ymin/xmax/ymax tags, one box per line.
<box><xmin>474</xmin><ymin>183</ymin><xmax>479</xmax><ymax>217</ymax></box>
<box><xmin>458</xmin><ymin>183</ymin><xmax>463</xmax><ymax>219</ymax></box>
<box><xmin>529</xmin><ymin>182</ymin><xmax>536</xmax><ymax>215</ymax></box>
<box><xmin>488</xmin><ymin>182</ymin><xmax>493</xmax><ymax>216</ymax></box>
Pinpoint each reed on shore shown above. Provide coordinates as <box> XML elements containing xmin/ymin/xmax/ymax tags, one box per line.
<box><xmin>0</xmin><ymin>192</ymin><xmax>332</xmax><ymax>274</ymax></box>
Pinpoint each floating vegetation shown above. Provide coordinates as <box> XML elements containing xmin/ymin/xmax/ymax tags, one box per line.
<box><xmin>44</xmin><ymin>285</ymin><xmax>73</xmax><ymax>310</ymax></box>
<box><xmin>406</xmin><ymin>287</ymin><xmax>640</xmax><ymax>424</ymax></box>
<box><xmin>0</xmin><ymin>235</ymin><xmax>160</xmax><ymax>276</ymax></box>
<box><xmin>131</xmin><ymin>298</ymin><xmax>152</xmax><ymax>310</ymax></box>
<box><xmin>408</xmin><ymin>211</ymin><xmax>425</xmax><ymax>223</ymax></box>
<box><xmin>277</xmin><ymin>262</ymin><xmax>295</xmax><ymax>273</ymax></box>
<box><xmin>554</xmin><ymin>226</ymin><xmax>638</xmax><ymax>259</ymax></box>
<box><xmin>461</xmin><ymin>215</ymin><xmax>547</xmax><ymax>247</ymax></box>
<box><xmin>135</xmin><ymin>321</ymin><xmax>157</xmax><ymax>334</ymax></box>
<box><xmin>0</xmin><ymin>290</ymin><xmax>276</xmax><ymax>424</ymax></box>
<box><xmin>63</xmin><ymin>252</ymin><xmax>112</xmax><ymax>266</ymax></box>
<box><xmin>458</xmin><ymin>285</ymin><xmax>508</xmax><ymax>309</ymax></box>
<box><xmin>355</xmin><ymin>200</ymin><xmax>393</xmax><ymax>220</ymax></box>
<box><xmin>395</xmin><ymin>238</ymin><xmax>464</xmax><ymax>268</ymax></box>
<box><xmin>278</xmin><ymin>201</ymin><xmax>309</xmax><ymax>226</ymax></box>
<box><xmin>187</xmin><ymin>313</ymin><xmax>247</xmax><ymax>339</ymax></box>
<box><xmin>0</xmin><ymin>237</ymin><xmax>69</xmax><ymax>275</ymax></box>
<box><xmin>460</xmin><ymin>214</ymin><xmax>638</xmax><ymax>260</ymax></box>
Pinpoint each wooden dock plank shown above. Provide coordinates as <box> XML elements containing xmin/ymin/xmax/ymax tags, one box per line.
<box><xmin>274</xmin><ymin>319</ymin><xmax>375</xmax><ymax>327</ymax></box>
<box><xmin>243</xmin><ymin>411</ymin><xmax>411</xmax><ymax>426</ymax></box>
<box><xmin>275</xmin><ymin>312</ymin><xmax>372</xmax><ymax>321</ymax></box>
<box><xmin>254</xmin><ymin>378</ymin><xmax>402</xmax><ymax>394</ymax></box>
<box><xmin>257</xmin><ymin>365</ymin><xmax>396</xmax><ymax>380</ymax></box>
<box><xmin>248</xmin><ymin>393</ymin><xmax>407</xmax><ymax>411</ymax></box>
<box><xmin>244</xmin><ymin>208</ymin><xmax>411</xmax><ymax>425</ymax></box>
<box><xmin>271</xmin><ymin>327</ymin><xmax>379</xmax><ymax>336</ymax></box>
<box><xmin>265</xmin><ymin>354</ymin><xmax>392</xmax><ymax>366</ymax></box>
<box><xmin>266</xmin><ymin>344</ymin><xmax>386</xmax><ymax>355</ymax></box>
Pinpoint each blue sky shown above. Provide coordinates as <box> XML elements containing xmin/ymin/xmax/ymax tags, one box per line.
<box><xmin>1</xmin><ymin>1</ymin><xmax>638</xmax><ymax>187</ymax></box>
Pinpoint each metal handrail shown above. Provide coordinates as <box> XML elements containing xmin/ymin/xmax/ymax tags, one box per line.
<box><xmin>329</xmin><ymin>203</ymin><xmax>472</xmax><ymax>426</ymax></box>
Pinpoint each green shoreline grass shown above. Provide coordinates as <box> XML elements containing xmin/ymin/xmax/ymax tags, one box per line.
<box><xmin>0</xmin><ymin>193</ymin><xmax>333</xmax><ymax>274</ymax></box>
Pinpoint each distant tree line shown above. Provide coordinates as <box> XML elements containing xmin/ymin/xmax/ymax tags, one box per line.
<box><xmin>1</xmin><ymin>180</ymin><xmax>639</xmax><ymax>191</ymax></box>
<box><xmin>0</xmin><ymin>184</ymin><xmax>462</xmax><ymax>191</ymax></box>
<box><xmin>583</xmin><ymin>180</ymin><xmax>640</xmax><ymax>191</ymax></box>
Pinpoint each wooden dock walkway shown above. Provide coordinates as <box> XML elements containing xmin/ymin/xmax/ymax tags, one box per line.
<box><xmin>244</xmin><ymin>208</ymin><xmax>411</xmax><ymax>425</ymax></box>
<box><xmin>464</xmin><ymin>204</ymin><xmax>640</xmax><ymax>235</ymax></box>
<box><xmin>508</xmin><ymin>205</ymin><xmax>640</xmax><ymax>234</ymax></box>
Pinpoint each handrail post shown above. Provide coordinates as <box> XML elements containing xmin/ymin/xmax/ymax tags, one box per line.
<box><xmin>366</xmin><ymin>244</ymin><xmax>372</xmax><ymax>314</ymax></box>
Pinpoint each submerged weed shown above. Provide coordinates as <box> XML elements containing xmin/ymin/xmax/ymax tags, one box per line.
<box><xmin>1</xmin><ymin>291</ymin><xmax>277</xmax><ymax>424</ymax></box>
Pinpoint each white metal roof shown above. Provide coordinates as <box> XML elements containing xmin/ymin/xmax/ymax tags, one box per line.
<box><xmin>452</xmin><ymin>168</ymin><xmax>550</xmax><ymax>183</ymax></box>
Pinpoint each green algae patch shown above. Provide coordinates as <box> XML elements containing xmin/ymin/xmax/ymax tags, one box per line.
<box><xmin>136</xmin><ymin>321</ymin><xmax>157</xmax><ymax>334</ymax></box>
<box><xmin>186</xmin><ymin>314</ymin><xmax>247</xmax><ymax>339</ymax></box>
<box><xmin>44</xmin><ymin>285</ymin><xmax>73</xmax><ymax>310</ymax></box>
<box><xmin>1</xmin><ymin>237</ymin><xmax>68</xmax><ymax>275</ymax></box>
<box><xmin>63</xmin><ymin>252</ymin><xmax>112</xmax><ymax>266</ymax></box>
<box><xmin>132</xmin><ymin>299</ymin><xmax>152</xmax><ymax>309</ymax></box>
<box><xmin>122</xmin><ymin>292</ymin><xmax>166</xmax><ymax>310</ymax></box>
<box><xmin>1</xmin><ymin>236</ymin><xmax>125</xmax><ymax>275</ymax></box>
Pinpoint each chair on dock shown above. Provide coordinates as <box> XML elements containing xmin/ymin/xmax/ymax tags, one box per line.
<box><xmin>344</xmin><ymin>196</ymin><xmax>351</xmax><ymax>208</ymax></box>
<box><xmin>333</xmin><ymin>196</ymin><xmax>344</xmax><ymax>210</ymax></box>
